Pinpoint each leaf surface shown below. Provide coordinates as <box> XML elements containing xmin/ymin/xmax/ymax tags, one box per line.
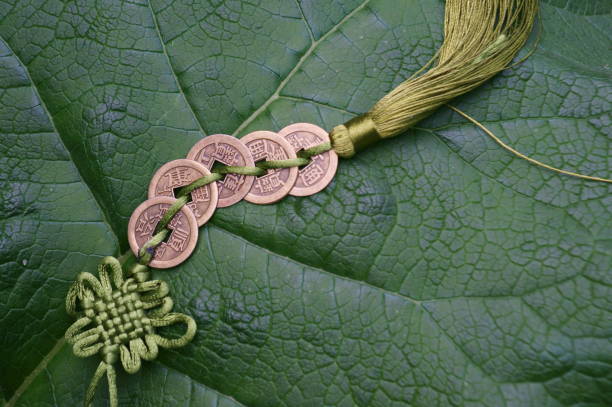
<box><xmin>0</xmin><ymin>0</ymin><xmax>610</xmax><ymax>406</ymax></box>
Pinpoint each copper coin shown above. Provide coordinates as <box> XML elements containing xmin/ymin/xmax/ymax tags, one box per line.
<box><xmin>241</xmin><ymin>130</ymin><xmax>298</xmax><ymax>204</ymax></box>
<box><xmin>128</xmin><ymin>196</ymin><xmax>198</xmax><ymax>269</ymax></box>
<box><xmin>278</xmin><ymin>123</ymin><xmax>338</xmax><ymax>196</ymax></box>
<box><xmin>186</xmin><ymin>134</ymin><xmax>255</xmax><ymax>208</ymax></box>
<box><xmin>147</xmin><ymin>159</ymin><xmax>218</xmax><ymax>226</ymax></box>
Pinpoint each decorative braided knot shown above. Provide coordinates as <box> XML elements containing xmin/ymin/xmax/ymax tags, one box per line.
<box><xmin>65</xmin><ymin>256</ymin><xmax>196</xmax><ymax>407</ymax></box>
<box><xmin>86</xmin><ymin>285</ymin><xmax>154</xmax><ymax>347</ymax></box>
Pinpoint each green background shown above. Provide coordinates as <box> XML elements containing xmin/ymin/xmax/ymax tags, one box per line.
<box><xmin>1</xmin><ymin>0</ymin><xmax>610</xmax><ymax>406</ymax></box>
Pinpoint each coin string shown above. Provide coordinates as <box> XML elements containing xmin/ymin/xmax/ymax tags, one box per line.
<box><xmin>136</xmin><ymin>141</ymin><xmax>332</xmax><ymax>265</ymax></box>
<box><xmin>137</xmin><ymin>110</ymin><xmax>612</xmax><ymax>266</ymax></box>
<box><xmin>63</xmin><ymin>0</ymin><xmax>610</xmax><ymax>406</ymax></box>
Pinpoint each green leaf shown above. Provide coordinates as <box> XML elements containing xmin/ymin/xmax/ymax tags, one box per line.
<box><xmin>1</xmin><ymin>0</ymin><xmax>610</xmax><ymax>406</ymax></box>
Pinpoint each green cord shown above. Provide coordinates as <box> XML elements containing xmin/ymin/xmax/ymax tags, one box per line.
<box><xmin>137</xmin><ymin>142</ymin><xmax>332</xmax><ymax>265</ymax></box>
<box><xmin>176</xmin><ymin>173</ymin><xmax>224</xmax><ymax>197</ymax></box>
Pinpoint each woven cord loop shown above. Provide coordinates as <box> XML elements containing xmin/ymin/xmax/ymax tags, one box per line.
<box><xmin>84</xmin><ymin>361</ymin><xmax>116</xmax><ymax>407</ymax></box>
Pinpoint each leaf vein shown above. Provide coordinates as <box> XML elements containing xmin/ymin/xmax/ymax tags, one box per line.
<box><xmin>231</xmin><ymin>0</ymin><xmax>372</xmax><ymax>137</ymax></box>
<box><xmin>145</xmin><ymin>0</ymin><xmax>208</xmax><ymax>138</ymax></box>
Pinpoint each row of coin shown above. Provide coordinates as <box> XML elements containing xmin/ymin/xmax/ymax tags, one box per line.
<box><xmin>127</xmin><ymin>123</ymin><xmax>338</xmax><ymax>269</ymax></box>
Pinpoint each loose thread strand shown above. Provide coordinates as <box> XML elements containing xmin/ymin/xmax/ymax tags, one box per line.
<box><xmin>447</xmin><ymin>105</ymin><xmax>612</xmax><ymax>184</ymax></box>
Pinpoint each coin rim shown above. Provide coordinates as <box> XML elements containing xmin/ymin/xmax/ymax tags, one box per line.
<box><xmin>241</xmin><ymin>130</ymin><xmax>298</xmax><ymax>204</ymax></box>
<box><xmin>277</xmin><ymin>123</ymin><xmax>338</xmax><ymax>197</ymax></box>
<box><xmin>147</xmin><ymin>159</ymin><xmax>219</xmax><ymax>226</ymax></box>
<box><xmin>186</xmin><ymin>134</ymin><xmax>255</xmax><ymax>207</ymax></box>
<box><xmin>127</xmin><ymin>196</ymin><xmax>199</xmax><ymax>269</ymax></box>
